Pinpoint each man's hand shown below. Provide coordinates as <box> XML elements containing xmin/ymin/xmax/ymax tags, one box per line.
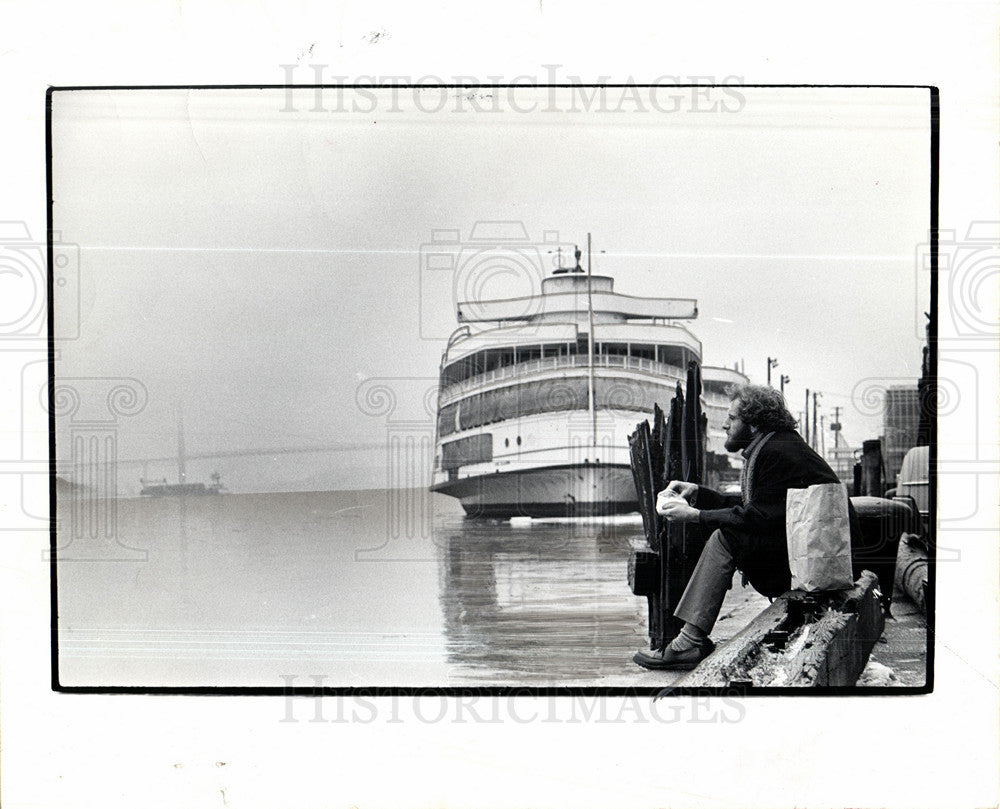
<box><xmin>663</xmin><ymin>480</ymin><xmax>698</xmax><ymax>504</ymax></box>
<box><xmin>656</xmin><ymin>488</ymin><xmax>700</xmax><ymax>523</ymax></box>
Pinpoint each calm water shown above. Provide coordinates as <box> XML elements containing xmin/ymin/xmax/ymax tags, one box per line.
<box><xmin>56</xmin><ymin>489</ymin><xmax>657</xmax><ymax>687</ymax></box>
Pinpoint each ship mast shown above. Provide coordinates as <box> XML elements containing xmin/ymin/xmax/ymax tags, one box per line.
<box><xmin>586</xmin><ymin>233</ymin><xmax>596</xmax><ymax>448</ymax></box>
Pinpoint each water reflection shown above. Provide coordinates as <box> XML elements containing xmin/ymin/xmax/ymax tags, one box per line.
<box><xmin>56</xmin><ymin>490</ymin><xmax>652</xmax><ymax>687</ymax></box>
<box><xmin>436</xmin><ymin>516</ymin><xmax>649</xmax><ymax>684</ymax></box>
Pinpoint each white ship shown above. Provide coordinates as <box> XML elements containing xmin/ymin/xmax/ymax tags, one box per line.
<box><xmin>430</xmin><ymin>240</ymin><xmax>747</xmax><ymax>518</ymax></box>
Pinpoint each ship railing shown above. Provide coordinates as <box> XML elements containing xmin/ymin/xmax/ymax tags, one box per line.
<box><xmin>438</xmin><ymin>354</ymin><xmax>686</xmax><ymax>404</ymax></box>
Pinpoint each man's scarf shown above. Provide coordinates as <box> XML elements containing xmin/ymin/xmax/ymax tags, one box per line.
<box><xmin>740</xmin><ymin>431</ymin><xmax>776</xmax><ymax>506</ymax></box>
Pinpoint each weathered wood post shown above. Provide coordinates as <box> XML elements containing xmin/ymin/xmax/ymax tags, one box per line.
<box><xmin>627</xmin><ymin>361</ymin><xmax>707</xmax><ymax>651</ymax></box>
<box><xmin>860</xmin><ymin>439</ymin><xmax>884</xmax><ymax>497</ymax></box>
<box><xmin>628</xmin><ymin>403</ymin><xmax>666</xmax><ymax>646</ymax></box>
<box><xmin>658</xmin><ymin>387</ymin><xmax>686</xmax><ymax>645</ymax></box>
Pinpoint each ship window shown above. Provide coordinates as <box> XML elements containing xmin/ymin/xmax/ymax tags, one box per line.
<box><xmin>446</xmin><ymin>377</ymin><xmax>665</xmax><ymax>435</ymax></box>
<box><xmin>517</xmin><ymin>345</ymin><xmax>542</xmax><ymax>363</ymax></box>
<box><xmin>603</xmin><ymin>342</ymin><xmax>628</xmax><ymax>357</ymax></box>
<box><xmin>504</xmin><ymin>437</ymin><xmax>509</xmax><ymax>447</ymax></box>
<box><xmin>516</xmin><ymin>436</ymin><xmax>521</xmax><ymax>446</ymax></box>
<box><xmin>657</xmin><ymin>345</ymin><xmax>686</xmax><ymax>367</ymax></box>
<box><xmin>483</xmin><ymin>348</ymin><xmax>503</xmax><ymax>372</ymax></box>
<box><xmin>442</xmin><ymin>362</ymin><xmax>460</xmax><ymax>386</ymax></box>
<box><xmin>632</xmin><ymin>344</ymin><xmax>656</xmax><ymax>361</ymax></box>
<box><xmin>442</xmin><ymin>351</ymin><xmax>488</xmax><ymax>386</ymax></box>
<box><xmin>441</xmin><ymin>433</ymin><xmax>493</xmax><ymax>472</ymax></box>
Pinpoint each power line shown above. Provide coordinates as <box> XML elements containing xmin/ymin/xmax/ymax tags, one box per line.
<box><xmin>66</xmin><ymin>442</ymin><xmax>389</xmax><ymax>466</ymax></box>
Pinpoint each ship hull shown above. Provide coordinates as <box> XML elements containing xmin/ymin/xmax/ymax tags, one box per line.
<box><xmin>430</xmin><ymin>463</ymin><xmax>637</xmax><ymax>518</ymax></box>
<box><xmin>139</xmin><ymin>483</ymin><xmax>221</xmax><ymax>497</ymax></box>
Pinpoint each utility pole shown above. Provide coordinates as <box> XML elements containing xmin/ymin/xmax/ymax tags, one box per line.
<box><xmin>767</xmin><ymin>357</ymin><xmax>779</xmax><ymax>386</ymax></box>
<box><xmin>804</xmin><ymin>390</ymin><xmax>810</xmax><ymax>446</ymax></box>
<box><xmin>820</xmin><ymin>415</ymin><xmax>826</xmax><ymax>456</ymax></box>
<box><xmin>780</xmin><ymin>374</ymin><xmax>790</xmax><ymax>395</ymax></box>
<box><xmin>812</xmin><ymin>391</ymin><xmax>822</xmax><ymax>451</ymax></box>
<box><xmin>831</xmin><ymin>405</ymin><xmax>843</xmax><ymax>478</ymax></box>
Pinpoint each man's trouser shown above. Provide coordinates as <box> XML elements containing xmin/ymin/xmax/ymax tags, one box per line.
<box><xmin>674</xmin><ymin>528</ymin><xmax>792</xmax><ymax>634</ymax></box>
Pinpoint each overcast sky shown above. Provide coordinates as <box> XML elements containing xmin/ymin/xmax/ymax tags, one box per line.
<box><xmin>50</xmin><ymin>86</ymin><xmax>932</xmax><ymax>493</ymax></box>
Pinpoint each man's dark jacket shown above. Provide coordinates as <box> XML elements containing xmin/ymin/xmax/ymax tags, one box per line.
<box><xmin>693</xmin><ymin>429</ymin><xmax>861</xmax><ymax>597</ymax></box>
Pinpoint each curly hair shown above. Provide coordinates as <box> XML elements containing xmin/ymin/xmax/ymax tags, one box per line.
<box><xmin>729</xmin><ymin>384</ymin><xmax>798</xmax><ymax>433</ymax></box>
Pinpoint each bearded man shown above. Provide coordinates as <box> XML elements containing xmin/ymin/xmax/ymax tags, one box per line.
<box><xmin>633</xmin><ymin>384</ymin><xmax>857</xmax><ymax>671</ymax></box>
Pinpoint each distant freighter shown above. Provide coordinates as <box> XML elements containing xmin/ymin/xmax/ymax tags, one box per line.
<box><xmin>139</xmin><ymin>474</ymin><xmax>225</xmax><ymax>497</ymax></box>
<box><xmin>139</xmin><ymin>410</ymin><xmax>226</xmax><ymax>496</ymax></box>
<box><xmin>429</xmin><ymin>236</ymin><xmax>746</xmax><ymax>518</ymax></box>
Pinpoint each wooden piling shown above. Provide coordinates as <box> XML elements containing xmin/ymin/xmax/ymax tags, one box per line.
<box><xmin>627</xmin><ymin>362</ymin><xmax>707</xmax><ymax>650</ymax></box>
<box><xmin>860</xmin><ymin>439</ymin><xmax>884</xmax><ymax>497</ymax></box>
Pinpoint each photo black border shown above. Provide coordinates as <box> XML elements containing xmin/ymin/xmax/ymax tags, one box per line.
<box><xmin>46</xmin><ymin>83</ymin><xmax>938</xmax><ymax>697</ymax></box>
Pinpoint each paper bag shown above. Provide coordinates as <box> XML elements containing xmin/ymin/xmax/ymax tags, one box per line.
<box><xmin>785</xmin><ymin>482</ymin><xmax>854</xmax><ymax>592</ymax></box>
